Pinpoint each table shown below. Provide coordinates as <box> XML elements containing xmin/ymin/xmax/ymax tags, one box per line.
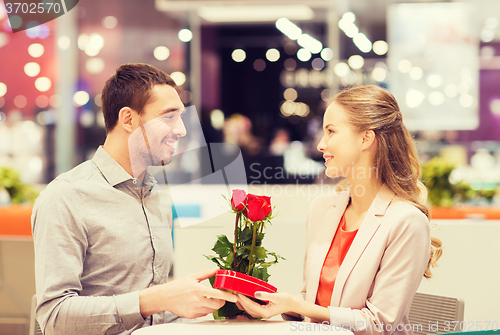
<box><xmin>131</xmin><ymin>319</ymin><xmax>354</xmax><ymax>335</ymax></box>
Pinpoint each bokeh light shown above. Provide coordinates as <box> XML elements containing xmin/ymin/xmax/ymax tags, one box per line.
<box><xmin>73</xmin><ymin>91</ymin><xmax>90</xmax><ymax>106</ymax></box>
<box><xmin>154</xmin><ymin>46</ymin><xmax>170</xmax><ymax>61</ymax></box>
<box><xmin>24</xmin><ymin>62</ymin><xmax>41</xmax><ymax>77</ymax></box>
<box><xmin>284</xmin><ymin>88</ymin><xmax>298</xmax><ymax>101</ymax></box>
<box><xmin>348</xmin><ymin>55</ymin><xmax>364</xmax><ymax>69</ymax></box>
<box><xmin>266</xmin><ymin>48</ymin><xmax>280</xmax><ymax>62</ymax></box>
<box><xmin>28</xmin><ymin>43</ymin><xmax>45</xmax><ymax>58</ymax></box>
<box><xmin>373</xmin><ymin>40</ymin><xmax>388</xmax><ymax>55</ymax></box>
<box><xmin>102</xmin><ymin>16</ymin><xmax>118</xmax><ymax>29</ymax></box>
<box><xmin>58</xmin><ymin>36</ymin><xmax>71</xmax><ymax>50</ymax></box>
<box><xmin>14</xmin><ymin>95</ymin><xmax>27</xmax><ymax>108</ymax></box>
<box><xmin>253</xmin><ymin>59</ymin><xmax>266</xmax><ymax>72</ymax></box>
<box><xmin>178</xmin><ymin>29</ymin><xmax>193</xmax><ymax>42</ymax></box>
<box><xmin>35</xmin><ymin>77</ymin><xmax>51</xmax><ymax>92</ymax></box>
<box><xmin>170</xmin><ymin>72</ymin><xmax>186</xmax><ymax>86</ymax></box>
<box><xmin>232</xmin><ymin>49</ymin><xmax>246</xmax><ymax>62</ymax></box>
<box><xmin>297</xmin><ymin>48</ymin><xmax>311</xmax><ymax>62</ymax></box>
<box><xmin>0</xmin><ymin>83</ymin><xmax>7</xmax><ymax>97</ymax></box>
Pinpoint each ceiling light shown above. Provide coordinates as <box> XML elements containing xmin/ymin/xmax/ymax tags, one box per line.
<box><xmin>198</xmin><ymin>5</ymin><xmax>313</xmax><ymax>23</ymax></box>
<box><xmin>276</xmin><ymin>18</ymin><xmax>302</xmax><ymax>40</ymax></box>
<box><xmin>297</xmin><ymin>34</ymin><xmax>322</xmax><ymax>54</ymax></box>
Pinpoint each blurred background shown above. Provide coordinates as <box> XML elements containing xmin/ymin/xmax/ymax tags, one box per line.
<box><xmin>2</xmin><ymin>1</ymin><xmax>500</xmax><ymax>333</ymax></box>
<box><xmin>0</xmin><ymin>0</ymin><xmax>499</xmax><ymax>195</ymax></box>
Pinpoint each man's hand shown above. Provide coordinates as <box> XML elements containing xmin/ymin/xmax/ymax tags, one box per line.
<box><xmin>140</xmin><ymin>267</ymin><xmax>237</xmax><ymax>319</ymax></box>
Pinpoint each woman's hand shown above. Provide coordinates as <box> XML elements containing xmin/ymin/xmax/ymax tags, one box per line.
<box><xmin>236</xmin><ymin>291</ymin><xmax>301</xmax><ymax>319</ymax></box>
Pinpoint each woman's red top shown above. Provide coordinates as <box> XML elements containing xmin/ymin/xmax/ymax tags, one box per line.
<box><xmin>315</xmin><ymin>213</ymin><xmax>358</xmax><ymax>308</ymax></box>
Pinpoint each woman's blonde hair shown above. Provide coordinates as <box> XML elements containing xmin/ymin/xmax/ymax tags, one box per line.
<box><xmin>330</xmin><ymin>85</ymin><xmax>442</xmax><ymax>279</ymax></box>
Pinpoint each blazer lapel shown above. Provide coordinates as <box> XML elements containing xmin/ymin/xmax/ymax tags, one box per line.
<box><xmin>305</xmin><ymin>191</ymin><xmax>350</xmax><ymax>303</ymax></box>
<box><xmin>330</xmin><ymin>186</ymin><xmax>395</xmax><ymax>306</ymax></box>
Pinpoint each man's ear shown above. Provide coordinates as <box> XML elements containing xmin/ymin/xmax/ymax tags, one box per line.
<box><xmin>361</xmin><ymin>130</ymin><xmax>376</xmax><ymax>151</ymax></box>
<box><xmin>118</xmin><ymin>107</ymin><xmax>134</xmax><ymax>134</ymax></box>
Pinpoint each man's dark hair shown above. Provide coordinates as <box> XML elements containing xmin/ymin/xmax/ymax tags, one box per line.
<box><xmin>101</xmin><ymin>63</ymin><xmax>177</xmax><ymax>132</ymax></box>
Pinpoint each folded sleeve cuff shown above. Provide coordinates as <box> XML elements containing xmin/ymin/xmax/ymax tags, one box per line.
<box><xmin>328</xmin><ymin>306</ymin><xmax>354</xmax><ymax>327</ymax></box>
<box><xmin>114</xmin><ymin>291</ymin><xmax>145</xmax><ymax>330</ymax></box>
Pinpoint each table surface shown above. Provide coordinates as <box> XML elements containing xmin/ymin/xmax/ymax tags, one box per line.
<box><xmin>131</xmin><ymin>319</ymin><xmax>353</xmax><ymax>335</ymax></box>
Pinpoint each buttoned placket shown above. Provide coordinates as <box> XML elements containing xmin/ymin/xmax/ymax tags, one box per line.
<box><xmin>136</xmin><ymin>179</ymin><xmax>157</xmax><ymax>326</ymax></box>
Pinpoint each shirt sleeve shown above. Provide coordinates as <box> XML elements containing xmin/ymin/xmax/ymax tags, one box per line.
<box><xmin>328</xmin><ymin>212</ymin><xmax>431</xmax><ymax>335</ymax></box>
<box><xmin>32</xmin><ymin>180</ymin><xmax>146</xmax><ymax>335</ymax></box>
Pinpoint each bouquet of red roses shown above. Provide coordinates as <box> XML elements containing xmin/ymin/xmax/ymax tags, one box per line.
<box><xmin>205</xmin><ymin>189</ymin><xmax>285</xmax><ymax>318</ymax></box>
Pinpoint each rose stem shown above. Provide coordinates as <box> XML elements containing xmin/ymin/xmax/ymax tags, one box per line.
<box><xmin>233</xmin><ymin>212</ymin><xmax>240</xmax><ymax>270</ymax></box>
<box><xmin>248</xmin><ymin>221</ymin><xmax>259</xmax><ymax>275</ymax></box>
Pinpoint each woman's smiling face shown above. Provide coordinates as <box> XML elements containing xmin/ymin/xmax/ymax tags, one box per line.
<box><xmin>317</xmin><ymin>102</ymin><xmax>366</xmax><ymax>179</ymax></box>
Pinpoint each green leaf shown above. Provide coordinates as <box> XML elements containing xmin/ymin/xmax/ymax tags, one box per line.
<box><xmin>216</xmin><ymin>301</ymin><xmax>244</xmax><ymax>319</ymax></box>
<box><xmin>204</xmin><ymin>255</ymin><xmax>224</xmax><ymax>268</ymax></box>
<box><xmin>252</xmin><ymin>246</ymin><xmax>267</xmax><ymax>261</ymax></box>
<box><xmin>238</xmin><ymin>245</ymin><xmax>268</xmax><ymax>262</ymax></box>
<box><xmin>239</xmin><ymin>227</ymin><xmax>253</xmax><ymax>243</ymax></box>
<box><xmin>212</xmin><ymin>235</ymin><xmax>233</xmax><ymax>257</ymax></box>
<box><xmin>267</xmin><ymin>251</ymin><xmax>286</xmax><ymax>261</ymax></box>
<box><xmin>252</xmin><ymin>267</ymin><xmax>270</xmax><ymax>282</ymax></box>
<box><xmin>225</xmin><ymin>253</ymin><xmax>234</xmax><ymax>268</ymax></box>
<box><xmin>235</xmin><ymin>258</ymin><xmax>249</xmax><ymax>274</ymax></box>
<box><xmin>236</xmin><ymin>246</ymin><xmax>250</xmax><ymax>257</ymax></box>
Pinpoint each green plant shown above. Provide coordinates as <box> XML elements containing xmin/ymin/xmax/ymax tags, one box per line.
<box><xmin>204</xmin><ymin>189</ymin><xmax>285</xmax><ymax>318</ymax></box>
<box><xmin>422</xmin><ymin>157</ymin><xmax>497</xmax><ymax>206</ymax></box>
<box><xmin>0</xmin><ymin>166</ymin><xmax>39</xmax><ymax>204</ymax></box>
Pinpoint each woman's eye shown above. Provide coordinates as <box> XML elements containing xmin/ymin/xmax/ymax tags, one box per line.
<box><xmin>328</xmin><ymin>129</ymin><xmax>334</xmax><ymax>134</ymax></box>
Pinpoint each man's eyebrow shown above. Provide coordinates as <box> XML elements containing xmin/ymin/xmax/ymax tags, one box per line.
<box><xmin>160</xmin><ymin>107</ymin><xmax>184</xmax><ymax>115</ymax></box>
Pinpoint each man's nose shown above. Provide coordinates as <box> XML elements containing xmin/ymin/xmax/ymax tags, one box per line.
<box><xmin>173</xmin><ymin>118</ymin><xmax>187</xmax><ymax>137</ymax></box>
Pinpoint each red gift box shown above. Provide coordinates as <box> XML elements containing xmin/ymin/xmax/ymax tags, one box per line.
<box><xmin>213</xmin><ymin>269</ymin><xmax>277</xmax><ymax>303</ymax></box>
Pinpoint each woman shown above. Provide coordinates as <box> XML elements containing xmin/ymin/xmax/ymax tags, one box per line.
<box><xmin>236</xmin><ymin>85</ymin><xmax>442</xmax><ymax>334</ymax></box>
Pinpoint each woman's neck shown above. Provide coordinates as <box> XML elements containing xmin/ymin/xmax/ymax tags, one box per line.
<box><xmin>347</xmin><ymin>177</ymin><xmax>382</xmax><ymax>215</ymax></box>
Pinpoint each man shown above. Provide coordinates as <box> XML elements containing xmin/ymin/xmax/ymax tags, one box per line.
<box><xmin>31</xmin><ymin>63</ymin><xmax>236</xmax><ymax>335</ymax></box>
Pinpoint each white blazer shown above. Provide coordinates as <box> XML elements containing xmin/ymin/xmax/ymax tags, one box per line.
<box><xmin>302</xmin><ymin>186</ymin><xmax>430</xmax><ymax>335</ymax></box>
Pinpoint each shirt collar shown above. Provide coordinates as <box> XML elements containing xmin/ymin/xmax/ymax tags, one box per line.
<box><xmin>92</xmin><ymin>146</ymin><xmax>134</xmax><ymax>187</ymax></box>
<box><xmin>92</xmin><ymin>146</ymin><xmax>159</xmax><ymax>188</ymax></box>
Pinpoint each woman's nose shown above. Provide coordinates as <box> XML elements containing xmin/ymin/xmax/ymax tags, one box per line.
<box><xmin>317</xmin><ymin>137</ymin><xmax>326</xmax><ymax>152</ymax></box>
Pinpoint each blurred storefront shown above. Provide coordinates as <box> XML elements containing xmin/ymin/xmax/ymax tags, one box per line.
<box><xmin>0</xmin><ymin>0</ymin><xmax>499</xmax><ymax>191</ymax></box>
<box><xmin>1</xmin><ymin>0</ymin><xmax>500</xmax><ymax>331</ymax></box>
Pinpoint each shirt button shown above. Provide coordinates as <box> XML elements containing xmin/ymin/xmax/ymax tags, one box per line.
<box><xmin>133</xmin><ymin>179</ymin><xmax>138</xmax><ymax>184</ymax></box>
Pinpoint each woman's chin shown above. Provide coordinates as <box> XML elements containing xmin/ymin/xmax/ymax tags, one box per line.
<box><xmin>325</xmin><ymin>167</ymin><xmax>342</xmax><ymax>179</ymax></box>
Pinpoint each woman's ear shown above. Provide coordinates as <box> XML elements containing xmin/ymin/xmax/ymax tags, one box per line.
<box><xmin>361</xmin><ymin>130</ymin><xmax>376</xmax><ymax>151</ymax></box>
<box><xmin>117</xmin><ymin>107</ymin><xmax>134</xmax><ymax>134</ymax></box>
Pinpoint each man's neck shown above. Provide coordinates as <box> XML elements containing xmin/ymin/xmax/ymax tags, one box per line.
<box><xmin>102</xmin><ymin>136</ymin><xmax>146</xmax><ymax>180</ymax></box>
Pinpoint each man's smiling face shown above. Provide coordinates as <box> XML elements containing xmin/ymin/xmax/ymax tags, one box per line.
<box><xmin>128</xmin><ymin>84</ymin><xmax>187</xmax><ymax>176</ymax></box>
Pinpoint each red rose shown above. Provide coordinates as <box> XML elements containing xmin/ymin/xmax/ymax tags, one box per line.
<box><xmin>231</xmin><ymin>189</ymin><xmax>247</xmax><ymax>211</ymax></box>
<box><xmin>245</xmin><ymin>194</ymin><xmax>272</xmax><ymax>222</ymax></box>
